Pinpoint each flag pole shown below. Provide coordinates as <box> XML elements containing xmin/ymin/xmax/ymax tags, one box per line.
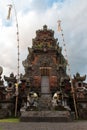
<box><xmin>11</xmin><ymin>0</ymin><xmax>20</xmax><ymax>117</ymax></box>
<box><xmin>57</xmin><ymin>20</ymin><xmax>78</xmax><ymax>119</ymax></box>
<box><xmin>7</xmin><ymin>1</ymin><xmax>20</xmax><ymax>82</ymax></box>
<box><xmin>11</xmin><ymin>0</ymin><xmax>20</xmax><ymax>82</ymax></box>
<box><xmin>15</xmin><ymin>83</ymin><xmax>19</xmax><ymax>117</ymax></box>
<box><xmin>12</xmin><ymin>0</ymin><xmax>20</xmax><ymax>117</ymax></box>
<box><xmin>70</xmin><ymin>76</ymin><xmax>78</xmax><ymax>119</ymax></box>
<box><xmin>7</xmin><ymin>0</ymin><xmax>20</xmax><ymax>117</ymax></box>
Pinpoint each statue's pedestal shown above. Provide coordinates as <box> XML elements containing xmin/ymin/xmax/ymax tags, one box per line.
<box><xmin>20</xmin><ymin>111</ymin><xmax>73</xmax><ymax>122</ymax></box>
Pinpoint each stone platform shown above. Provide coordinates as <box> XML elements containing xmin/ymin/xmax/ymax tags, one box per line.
<box><xmin>20</xmin><ymin>111</ymin><xmax>73</xmax><ymax>122</ymax></box>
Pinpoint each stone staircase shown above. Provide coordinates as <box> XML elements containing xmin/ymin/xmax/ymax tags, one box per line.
<box><xmin>20</xmin><ymin>76</ymin><xmax>73</xmax><ymax>122</ymax></box>
<box><xmin>38</xmin><ymin>76</ymin><xmax>52</xmax><ymax>110</ymax></box>
<box><xmin>41</xmin><ymin>76</ymin><xmax>50</xmax><ymax>93</ymax></box>
<box><xmin>38</xmin><ymin>94</ymin><xmax>52</xmax><ymax>110</ymax></box>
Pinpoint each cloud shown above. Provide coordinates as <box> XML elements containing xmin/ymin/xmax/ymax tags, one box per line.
<box><xmin>0</xmin><ymin>0</ymin><xmax>87</xmax><ymax>82</ymax></box>
<box><xmin>60</xmin><ymin>0</ymin><xmax>87</xmax><ymax>76</ymax></box>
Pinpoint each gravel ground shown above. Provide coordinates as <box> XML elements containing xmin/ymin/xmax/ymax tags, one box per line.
<box><xmin>0</xmin><ymin>121</ymin><xmax>87</xmax><ymax>130</ymax></box>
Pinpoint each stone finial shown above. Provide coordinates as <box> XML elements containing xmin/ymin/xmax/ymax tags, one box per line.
<box><xmin>43</xmin><ymin>25</ymin><xmax>47</xmax><ymax>30</ymax></box>
<box><xmin>0</xmin><ymin>66</ymin><xmax>3</xmax><ymax>75</ymax></box>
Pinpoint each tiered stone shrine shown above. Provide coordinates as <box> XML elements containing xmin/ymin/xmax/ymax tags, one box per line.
<box><xmin>20</xmin><ymin>25</ymin><xmax>72</xmax><ymax>121</ymax></box>
<box><xmin>22</xmin><ymin>25</ymin><xmax>69</xmax><ymax>94</ymax></box>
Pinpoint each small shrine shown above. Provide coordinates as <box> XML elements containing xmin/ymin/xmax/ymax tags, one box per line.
<box><xmin>0</xmin><ymin>67</ymin><xmax>6</xmax><ymax>100</ymax></box>
<box><xmin>73</xmin><ymin>73</ymin><xmax>87</xmax><ymax>119</ymax></box>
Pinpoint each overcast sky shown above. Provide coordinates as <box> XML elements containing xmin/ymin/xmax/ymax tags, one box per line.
<box><xmin>0</xmin><ymin>0</ymin><xmax>87</xmax><ymax>81</ymax></box>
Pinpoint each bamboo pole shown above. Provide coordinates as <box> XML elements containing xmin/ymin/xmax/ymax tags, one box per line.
<box><xmin>57</xmin><ymin>20</ymin><xmax>78</xmax><ymax>119</ymax></box>
<box><xmin>15</xmin><ymin>83</ymin><xmax>18</xmax><ymax>117</ymax></box>
<box><xmin>15</xmin><ymin>94</ymin><xmax>18</xmax><ymax>117</ymax></box>
<box><xmin>70</xmin><ymin>77</ymin><xmax>78</xmax><ymax>119</ymax></box>
<box><xmin>10</xmin><ymin>0</ymin><xmax>20</xmax><ymax>117</ymax></box>
<box><xmin>11</xmin><ymin>0</ymin><xmax>20</xmax><ymax>81</ymax></box>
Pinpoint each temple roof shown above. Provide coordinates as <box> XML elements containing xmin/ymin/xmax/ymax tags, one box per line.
<box><xmin>32</xmin><ymin>25</ymin><xmax>58</xmax><ymax>49</ymax></box>
<box><xmin>4</xmin><ymin>73</ymin><xmax>17</xmax><ymax>83</ymax></box>
<box><xmin>73</xmin><ymin>73</ymin><xmax>86</xmax><ymax>81</ymax></box>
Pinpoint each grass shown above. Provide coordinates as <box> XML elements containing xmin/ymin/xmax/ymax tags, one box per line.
<box><xmin>0</xmin><ymin>118</ymin><xmax>19</xmax><ymax>123</ymax></box>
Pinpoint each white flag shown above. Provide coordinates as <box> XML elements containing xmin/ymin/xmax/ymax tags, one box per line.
<box><xmin>58</xmin><ymin>20</ymin><xmax>61</xmax><ymax>32</ymax></box>
<box><xmin>7</xmin><ymin>5</ymin><xmax>12</xmax><ymax>20</ymax></box>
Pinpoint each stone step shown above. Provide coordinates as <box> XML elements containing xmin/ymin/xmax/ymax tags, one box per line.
<box><xmin>38</xmin><ymin>97</ymin><xmax>52</xmax><ymax>110</ymax></box>
<box><xmin>20</xmin><ymin>111</ymin><xmax>73</xmax><ymax>122</ymax></box>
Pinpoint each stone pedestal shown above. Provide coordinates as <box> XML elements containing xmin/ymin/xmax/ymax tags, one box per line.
<box><xmin>20</xmin><ymin>111</ymin><xmax>72</xmax><ymax>122</ymax></box>
<box><xmin>0</xmin><ymin>108</ymin><xmax>9</xmax><ymax>119</ymax></box>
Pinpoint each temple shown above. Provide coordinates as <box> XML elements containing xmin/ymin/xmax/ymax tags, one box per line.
<box><xmin>0</xmin><ymin>25</ymin><xmax>87</xmax><ymax>121</ymax></box>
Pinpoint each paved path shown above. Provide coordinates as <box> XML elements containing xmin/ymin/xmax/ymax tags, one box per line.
<box><xmin>0</xmin><ymin>121</ymin><xmax>87</xmax><ymax>130</ymax></box>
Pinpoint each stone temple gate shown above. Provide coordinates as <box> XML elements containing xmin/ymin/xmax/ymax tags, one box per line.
<box><xmin>22</xmin><ymin>25</ymin><xmax>69</xmax><ymax>94</ymax></box>
<box><xmin>19</xmin><ymin>25</ymin><xmax>73</xmax><ymax>121</ymax></box>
